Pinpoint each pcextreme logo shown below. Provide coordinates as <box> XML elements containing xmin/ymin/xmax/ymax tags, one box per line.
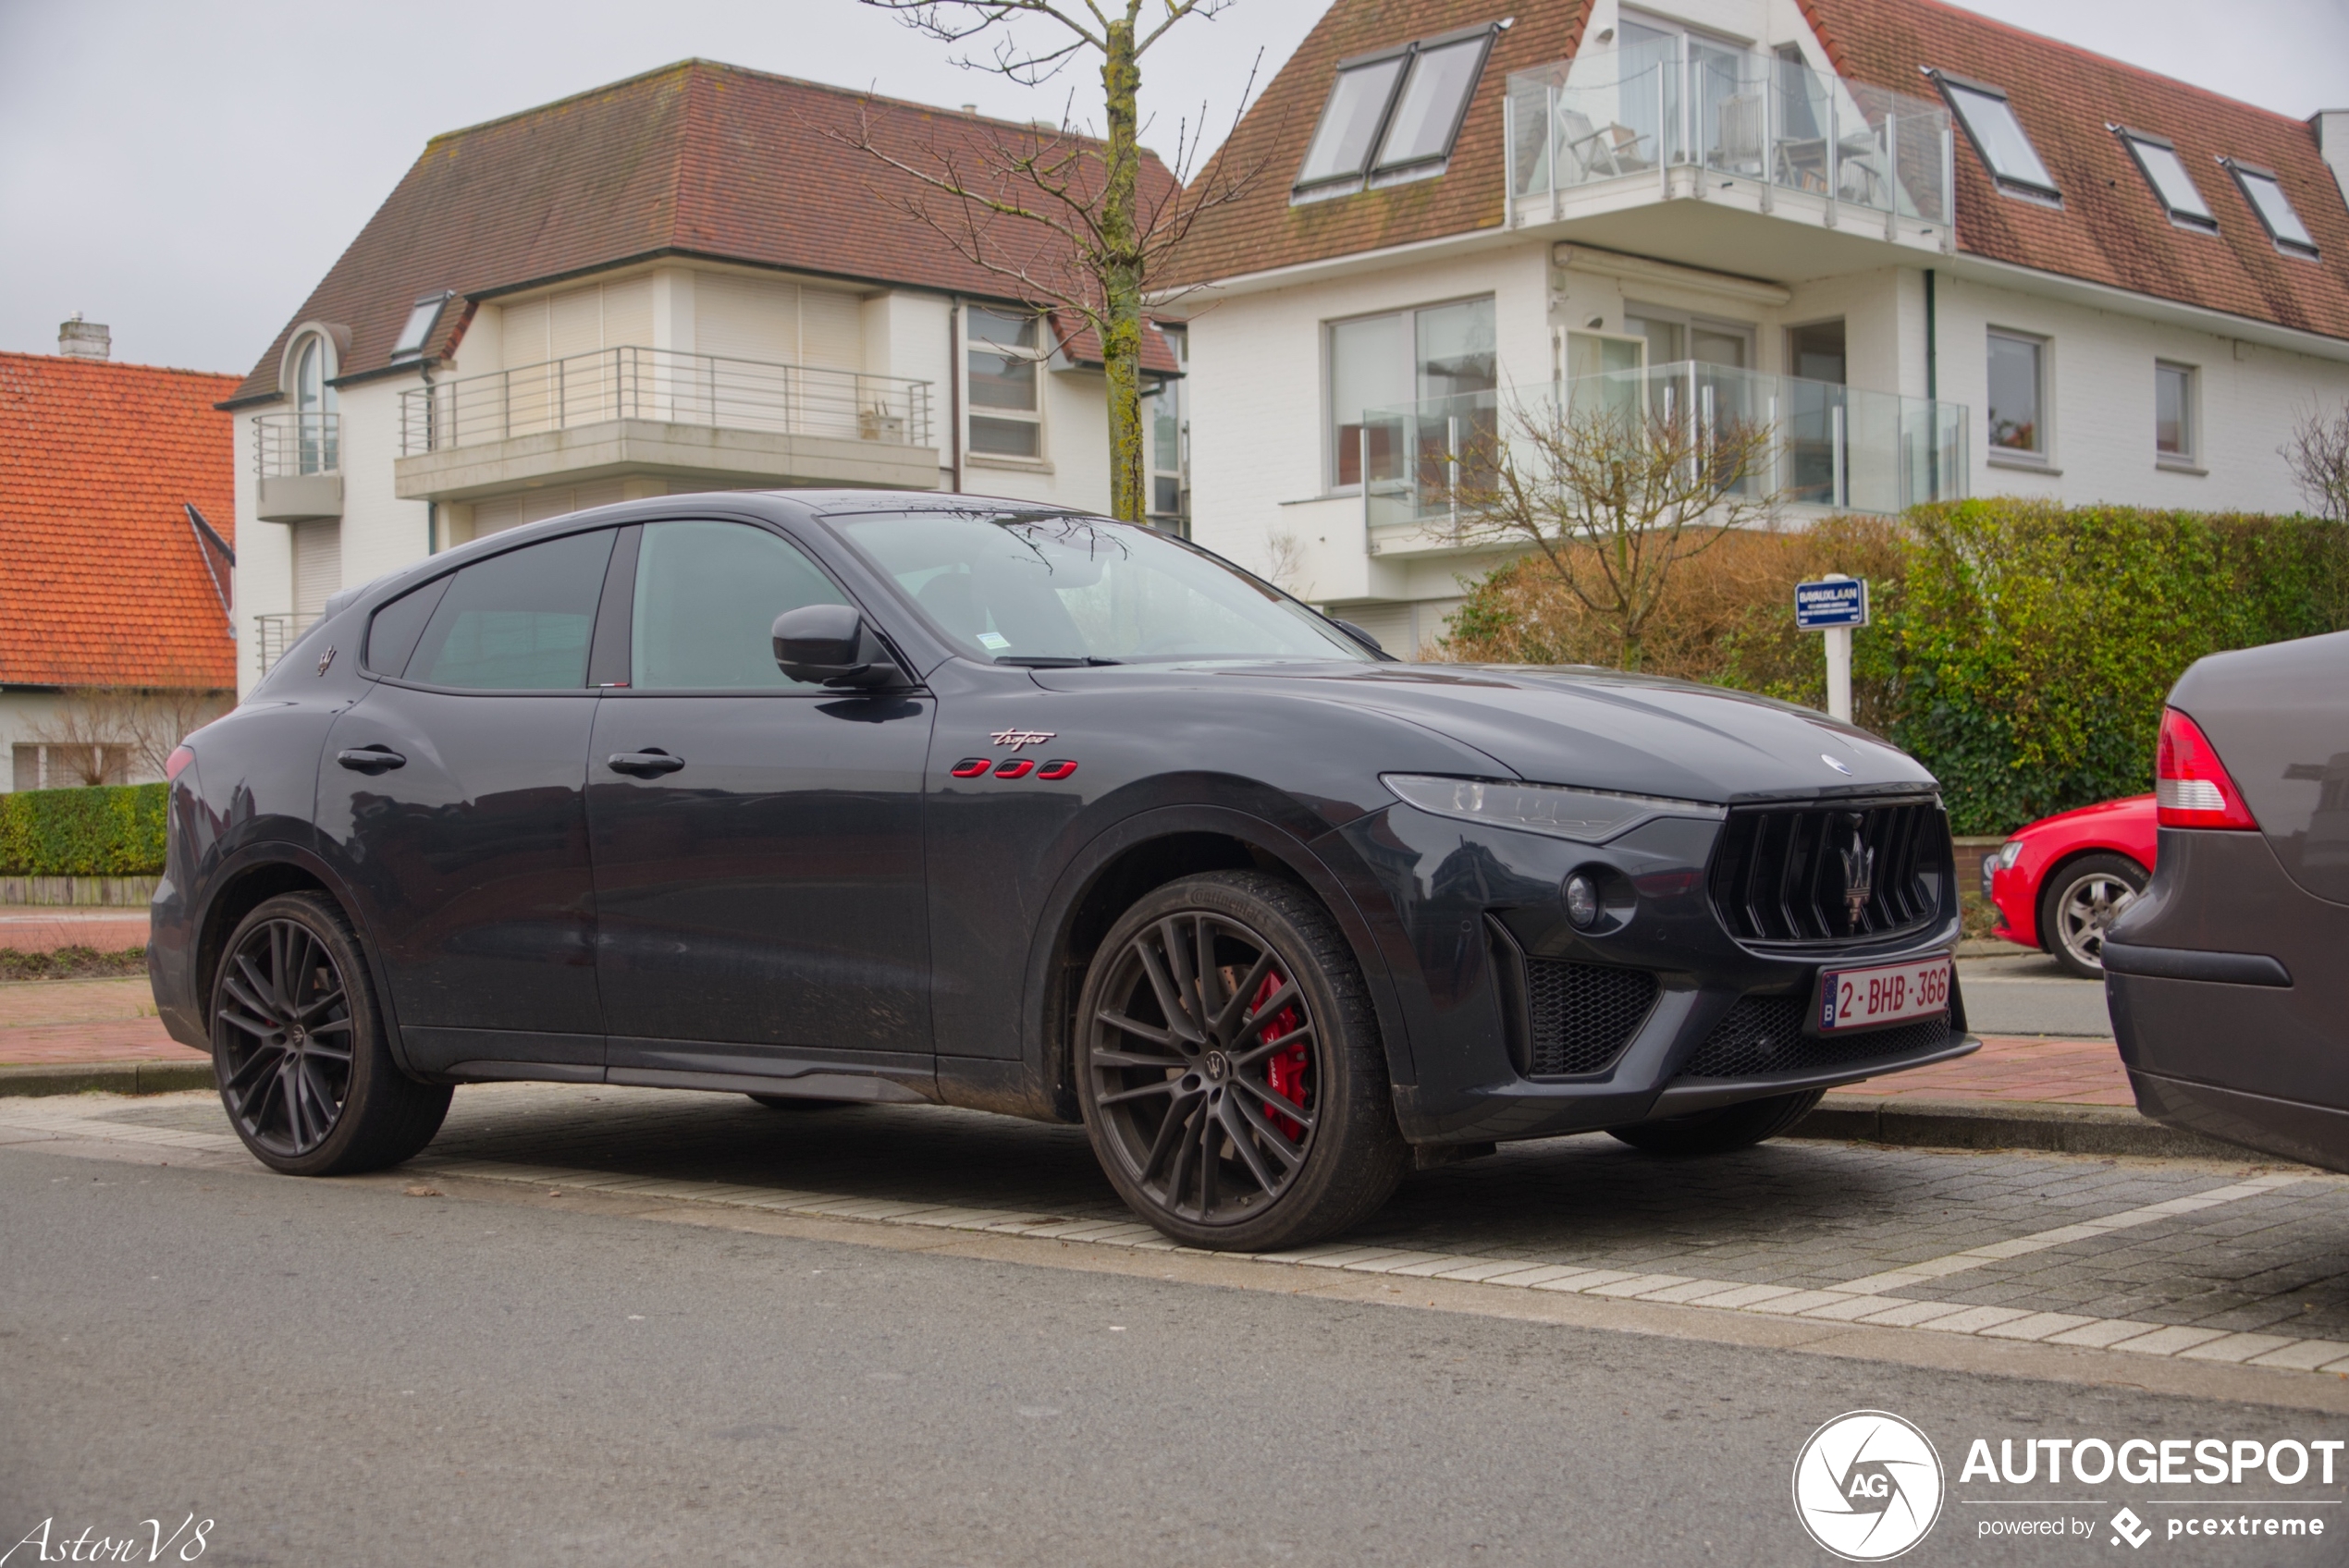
<box><xmin>1792</xmin><ymin>1410</ymin><xmax>1947</xmax><ymax>1561</ymax></box>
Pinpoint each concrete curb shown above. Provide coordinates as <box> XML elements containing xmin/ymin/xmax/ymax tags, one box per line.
<box><xmin>1797</xmin><ymin>1095</ymin><xmax>2259</xmax><ymax>1161</ymax></box>
<box><xmin>0</xmin><ymin>1060</ymin><xmax>212</xmax><ymax>1097</ymax></box>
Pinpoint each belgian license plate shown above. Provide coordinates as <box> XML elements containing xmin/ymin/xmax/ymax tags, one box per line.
<box><xmin>1818</xmin><ymin>957</ymin><xmax>1952</xmax><ymax>1032</ymax></box>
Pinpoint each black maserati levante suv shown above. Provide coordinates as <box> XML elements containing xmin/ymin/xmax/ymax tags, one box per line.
<box><xmin>151</xmin><ymin>493</ymin><xmax>1975</xmax><ymax>1249</ymax></box>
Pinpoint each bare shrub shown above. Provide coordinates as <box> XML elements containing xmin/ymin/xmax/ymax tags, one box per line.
<box><xmin>2283</xmin><ymin>400</ymin><xmax>2349</xmax><ymax>523</ymax></box>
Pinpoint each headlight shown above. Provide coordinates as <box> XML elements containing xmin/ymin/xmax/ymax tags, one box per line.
<box><xmin>1382</xmin><ymin>775</ymin><xmax>1724</xmax><ymax>844</ymax></box>
<box><xmin>1995</xmin><ymin>840</ymin><xmax>2023</xmax><ymax>869</ymax></box>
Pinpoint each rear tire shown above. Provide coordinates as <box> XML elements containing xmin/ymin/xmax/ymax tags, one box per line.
<box><xmin>1076</xmin><ymin>872</ymin><xmax>1407</xmax><ymax>1251</ymax></box>
<box><xmin>1607</xmin><ymin>1088</ymin><xmax>1825</xmax><ymax>1157</ymax></box>
<box><xmin>211</xmin><ymin>892</ymin><xmax>451</xmax><ymax>1176</ymax></box>
<box><xmin>2040</xmin><ymin>852</ymin><xmax>2146</xmax><ymax>980</ymax></box>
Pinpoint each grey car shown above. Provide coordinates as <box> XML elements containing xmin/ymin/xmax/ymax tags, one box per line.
<box><xmin>2107</xmin><ymin>629</ymin><xmax>2349</xmax><ymax>1170</ymax></box>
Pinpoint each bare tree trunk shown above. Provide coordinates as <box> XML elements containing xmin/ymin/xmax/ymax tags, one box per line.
<box><xmin>1099</xmin><ymin>14</ymin><xmax>1146</xmax><ymax>521</ymax></box>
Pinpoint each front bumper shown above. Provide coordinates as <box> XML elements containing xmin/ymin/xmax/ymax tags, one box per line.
<box><xmin>1330</xmin><ymin>800</ymin><xmax>1974</xmax><ymax>1146</ymax></box>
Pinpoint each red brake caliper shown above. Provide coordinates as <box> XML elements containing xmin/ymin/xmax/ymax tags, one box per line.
<box><xmin>1253</xmin><ymin>971</ymin><xmax>1309</xmax><ymax>1141</ymax></box>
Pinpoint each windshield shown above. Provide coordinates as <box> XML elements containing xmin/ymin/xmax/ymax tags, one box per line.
<box><xmin>830</xmin><ymin>510</ymin><xmax>1376</xmax><ymax>666</ymax></box>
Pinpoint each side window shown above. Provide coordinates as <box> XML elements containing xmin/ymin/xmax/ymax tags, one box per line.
<box><xmin>632</xmin><ymin>521</ymin><xmax>848</xmax><ymax>691</ymax></box>
<box><xmin>364</xmin><ymin>577</ymin><xmax>449</xmax><ymax>676</ymax></box>
<box><xmin>405</xmin><ymin>529</ymin><xmax>616</xmax><ymax>690</ymax></box>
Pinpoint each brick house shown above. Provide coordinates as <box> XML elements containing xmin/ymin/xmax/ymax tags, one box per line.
<box><xmin>221</xmin><ymin>60</ymin><xmax>1187</xmax><ymax>691</ymax></box>
<box><xmin>0</xmin><ymin>325</ymin><xmax>238</xmax><ymax>788</ymax></box>
<box><xmin>1164</xmin><ymin>0</ymin><xmax>2349</xmax><ymax>655</ymax></box>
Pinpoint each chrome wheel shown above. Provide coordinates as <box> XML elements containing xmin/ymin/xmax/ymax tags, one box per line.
<box><xmin>2048</xmin><ymin>862</ymin><xmax>2144</xmax><ymax>977</ymax></box>
<box><xmin>214</xmin><ymin>917</ymin><xmax>355</xmax><ymax>1158</ymax></box>
<box><xmin>1086</xmin><ymin>911</ymin><xmax>1320</xmax><ymax>1229</ymax></box>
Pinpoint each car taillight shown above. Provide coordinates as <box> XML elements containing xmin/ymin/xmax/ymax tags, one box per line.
<box><xmin>165</xmin><ymin>745</ymin><xmax>195</xmax><ymax>782</ymax></box>
<box><xmin>2155</xmin><ymin>708</ymin><xmax>2257</xmax><ymax>829</ymax></box>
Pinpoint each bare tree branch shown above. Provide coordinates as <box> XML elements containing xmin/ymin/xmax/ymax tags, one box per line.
<box><xmin>2283</xmin><ymin>398</ymin><xmax>2349</xmax><ymax>523</ymax></box>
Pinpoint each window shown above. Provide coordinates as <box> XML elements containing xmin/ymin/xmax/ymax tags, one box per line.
<box><xmin>2222</xmin><ymin>159</ymin><xmax>2319</xmax><ymax>258</ymax></box>
<box><xmin>404</xmin><ymin>529</ymin><xmax>616</xmax><ymax>690</ymax></box>
<box><xmin>1294</xmin><ymin>25</ymin><xmax>1498</xmax><ymax>199</ymax></box>
<box><xmin>966</xmin><ymin>306</ymin><xmax>1044</xmax><ymax>459</ymax></box>
<box><xmin>1624</xmin><ymin>304</ymin><xmax>1753</xmax><ymax>370</ymax></box>
<box><xmin>2156</xmin><ymin>361</ymin><xmax>2196</xmax><ymax>464</ymax></box>
<box><xmin>366</xmin><ymin>577</ymin><xmax>449</xmax><ymax>675</ymax></box>
<box><xmin>1986</xmin><ymin>330</ymin><xmax>2047</xmax><ymax>457</ymax></box>
<box><xmin>290</xmin><ymin>332</ymin><xmax>338</xmax><ymax>474</ymax></box>
<box><xmin>632</xmin><ymin>521</ymin><xmax>848</xmax><ymax>691</ymax></box>
<box><xmin>1788</xmin><ymin>320</ymin><xmax>1848</xmax><ymax>385</ymax></box>
<box><xmin>12</xmin><ymin>744</ymin><xmax>127</xmax><ymax>790</ymax></box>
<box><xmin>388</xmin><ymin>290</ymin><xmax>452</xmax><ymax>360</ymax></box>
<box><xmin>2113</xmin><ymin>129</ymin><xmax>2216</xmax><ymax>232</ymax></box>
<box><xmin>1927</xmin><ymin>71</ymin><xmax>2059</xmax><ymax>202</ymax></box>
<box><xmin>1144</xmin><ymin>326</ymin><xmax>1187</xmax><ymax>531</ymax></box>
<box><xmin>1328</xmin><ymin>296</ymin><xmax>1495</xmax><ymax>488</ymax></box>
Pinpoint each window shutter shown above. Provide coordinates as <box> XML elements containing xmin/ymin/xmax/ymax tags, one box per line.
<box><xmin>292</xmin><ymin>519</ymin><xmax>342</xmax><ymax>620</ymax></box>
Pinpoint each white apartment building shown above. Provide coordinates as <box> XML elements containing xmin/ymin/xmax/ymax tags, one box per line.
<box><xmin>1168</xmin><ymin>0</ymin><xmax>2349</xmax><ymax>655</ymax></box>
<box><xmin>222</xmin><ymin>61</ymin><xmax>1186</xmax><ymax>692</ymax></box>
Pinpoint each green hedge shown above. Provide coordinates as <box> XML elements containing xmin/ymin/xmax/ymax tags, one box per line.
<box><xmin>0</xmin><ymin>782</ymin><xmax>168</xmax><ymax>876</ymax></box>
<box><xmin>1888</xmin><ymin>502</ymin><xmax>2349</xmax><ymax>834</ymax></box>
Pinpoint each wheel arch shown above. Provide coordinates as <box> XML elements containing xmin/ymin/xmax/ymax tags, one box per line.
<box><xmin>1020</xmin><ymin>805</ymin><xmax>1412</xmax><ymax>1125</ymax></box>
<box><xmin>2031</xmin><ymin>845</ymin><xmax>2151</xmax><ymax>953</ymax></box>
<box><xmin>193</xmin><ymin>847</ymin><xmax>417</xmax><ymax>1078</ymax></box>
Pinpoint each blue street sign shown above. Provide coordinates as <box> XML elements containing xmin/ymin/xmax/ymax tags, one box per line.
<box><xmin>1795</xmin><ymin>577</ymin><xmax>1869</xmax><ymax>630</ymax></box>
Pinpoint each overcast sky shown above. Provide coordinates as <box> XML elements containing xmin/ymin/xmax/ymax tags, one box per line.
<box><xmin>2</xmin><ymin>0</ymin><xmax>2342</xmax><ymax>376</ymax></box>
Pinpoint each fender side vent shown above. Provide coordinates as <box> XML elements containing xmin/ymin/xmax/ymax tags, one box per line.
<box><xmin>1524</xmin><ymin>959</ymin><xmax>1658</xmax><ymax>1077</ymax></box>
<box><xmin>1684</xmin><ymin>995</ymin><xmax>1949</xmax><ymax>1078</ymax></box>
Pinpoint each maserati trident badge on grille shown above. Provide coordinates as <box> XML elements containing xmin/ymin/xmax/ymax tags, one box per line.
<box><xmin>1837</xmin><ymin>819</ymin><xmax>1876</xmax><ymax>928</ymax></box>
<box><xmin>990</xmin><ymin>729</ymin><xmax>1056</xmax><ymax>751</ymax></box>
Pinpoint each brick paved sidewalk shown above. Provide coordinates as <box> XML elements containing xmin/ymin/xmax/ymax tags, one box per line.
<box><xmin>1831</xmin><ymin>1035</ymin><xmax>2131</xmax><ymax>1107</ymax></box>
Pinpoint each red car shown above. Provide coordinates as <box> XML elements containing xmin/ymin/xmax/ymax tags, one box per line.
<box><xmin>1985</xmin><ymin>795</ymin><xmax>2158</xmax><ymax>978</ymax></box>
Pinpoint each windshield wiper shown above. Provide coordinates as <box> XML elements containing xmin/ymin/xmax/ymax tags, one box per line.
<box><xmin>993</xmin><ymin>655</ymin><xmax>1123</xmax><ymax>668</ymax></box>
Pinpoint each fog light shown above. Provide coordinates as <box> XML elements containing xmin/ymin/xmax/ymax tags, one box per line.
<box><xmin>1564</xmin><ymin>873</ymin><xmax>1602</xmax><ymax>929</ymax></box>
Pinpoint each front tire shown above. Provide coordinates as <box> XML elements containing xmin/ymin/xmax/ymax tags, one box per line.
<box><xmin>2040</xmin><ymin>852</ymin><xmax>2146</xmax><ymax>980</ymax></box>
<box><xmin>212</xmin><ymin>892</ymin><xmax>451</xmax><ymax>1176</ymax></box>
<box><xmin>1076</xmin><ymin>872</ymin><xmax>1407</xmax><ymax>1251</ymax></box>
<box><xmin>1607</xmin><ymin>1089</ymin><xmax>1825</xmax><ymax>1156</ymax></box>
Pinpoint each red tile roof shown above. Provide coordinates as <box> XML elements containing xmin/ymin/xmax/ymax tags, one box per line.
<box><xmin>1808</xmin><ymin>0</ymin><xmax>2349</xmax><ymax>341</ymax></box>
<box><xmin>0</xmin><ymin>353</ymin><xmax>239</xmax><ymax>690</ymax></box>
<box><xmin>228</xmin><ymin>60</ymin><xmax>1183</xmax><ymax>406</ymax></box>
<box><xmin>1168</xmin><ymin>0</ymin><xmax>2349</xmax><ymax>343</ymax></box>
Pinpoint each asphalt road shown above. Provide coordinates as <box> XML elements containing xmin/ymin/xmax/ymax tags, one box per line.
<box><xmin>6</xmin><ymin>1130</ymin><xmax>2346</xmax><ymax>1567</ymax></box>
<box><xmin>1957</xmin><ymin>952</ymin><xmax>2114</xmax><ymax>1038</ymax></box>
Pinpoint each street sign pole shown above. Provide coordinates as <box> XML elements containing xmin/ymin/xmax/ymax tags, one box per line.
<box><xmin>1793</xmin><ymin>572</ymin><xmax>1868</xmax><ymax>725</ymax></box>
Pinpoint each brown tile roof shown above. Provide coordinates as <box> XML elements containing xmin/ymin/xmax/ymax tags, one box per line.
<box><xmin>1807</xmin><ymin>0</ymin><xmax>2349</xmax><ymax>340</ymax></box>
<box><xmin>1166</xmin><ymin>0</ymin><xmax>1589</xmax><ymax>288</ymax></box>
<box><xmin>227</xmin><ymin>60</ymin><xmax>1181</xmax><ymax>406</ymax></box>
<box><xmin>0</xmin><ymin>353</ymin><xmax>239</xmax><ymax>690</ymax></box>
<box><xmin>1048</xmin><ymin>310</ymin><xmax>1184</xmax><ymax>376</ymax></box>
<box><xmin>1169</xmin><ymin>0</ymin><xmax>2349</xmax><ymax>343</ymax></box>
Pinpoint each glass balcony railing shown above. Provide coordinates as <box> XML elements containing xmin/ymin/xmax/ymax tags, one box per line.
<box><xmin>399</xmin><ymin>346</ymin><xmax>934</xmax><ymax>458</ymax></box>
<box><xmin>1505</xmin><ymin>38</ymin><xmax>1951</xmax><ymax>231</ymax></box>
<box><xmin>1359</xmin><ymin>361</ymin><xmax>1967</xmax><ymax>538</ymax></box>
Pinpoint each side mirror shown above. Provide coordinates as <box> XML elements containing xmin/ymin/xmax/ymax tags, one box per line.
<box><xmin>772</xmin><ymin>604</ymin><xmax>906</xmax><ymax>690</ymax></box>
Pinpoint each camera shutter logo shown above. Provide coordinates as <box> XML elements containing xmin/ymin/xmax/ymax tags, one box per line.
<box><xmin>1791</xmin><ymin>1410</ymin><xmax>1945</xmax><ymax>1561</ymax></box>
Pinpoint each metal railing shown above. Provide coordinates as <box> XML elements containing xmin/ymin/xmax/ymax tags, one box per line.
<box><xmin>254</xmin><ymin>412</ymin><xmax>339</xmax><ymax>478</ymax></box>
<box><xmin>399</xmin><ymin>346</ymin><xmax>934</xmax><ymax>457</ymax></box>
<box><xmin>1505</xmin><ymin>38</ymin><xmax>1952</xmax><ymax>234</ymax></box>
<box><xmin>1359</xmin><ymin>361</ymin><xmax>1967</xmax><ymax>539</ymax></box>
<box><xmin>253</xmin><ymin>613</ymin><xmax>318</xmax><ymax>676</ymax></box>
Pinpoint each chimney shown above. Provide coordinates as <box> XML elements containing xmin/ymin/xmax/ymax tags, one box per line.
<box><xmin>2317</xmin><ymin>111</ymin><xmax>2349</xmax><ymax>211</ymax></box>
<box><xmin>58</xmin><ymin>315</ymin><xmax>110</xmax><ymax>361</ymax></box>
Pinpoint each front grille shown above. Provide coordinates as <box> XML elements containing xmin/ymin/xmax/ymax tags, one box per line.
<box><xmin>1708</xmin><ymin>800</ymin><xmax>1949</xmax><ymax>946</ymax></box>
<box><xmin>1681</xmin><ymin>995</ymin><xmax>1951</xmax><ymax>1079</ymax></box>
<box><xmin>1524</xmin><ymin>959</ymin><xmax>1657</xmax><ymax>1076</ymax></box>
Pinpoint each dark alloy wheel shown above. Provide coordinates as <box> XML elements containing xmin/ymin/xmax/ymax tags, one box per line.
<box><xmin>212</xmin><ymin>893</ymin><xmax>451</xmax><ymax>1176</ymax></box>
<box><xmin>1077</xmin><ymin>872</ymin><xmax>1405</xmax><ymax>1251</ymax></box>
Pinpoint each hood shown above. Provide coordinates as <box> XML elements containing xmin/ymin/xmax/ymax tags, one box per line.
<box><xmin>2014</xmin><ymin>794</ymin><xmax>2155</xmax><ymax>839</ymax></box>
<box><xmin>1033</xmin><ymin>660</ymin><xmax>1938</xmax><ymax>804</ymax></box>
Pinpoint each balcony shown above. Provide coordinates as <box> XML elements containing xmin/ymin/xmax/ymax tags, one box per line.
<box><xmin>252</xmin><ymin>612</ymin><xmax>318</xmax><ymax>677</ymax></box>
<box><xmin>253</xmin><ymin>412</ymin><xmax>342</xmax><ymax>522</ymax></box>
<box><xmin>1505</xmin><ymin>40</ymin><xmax>1953</xmax><ymax>270</ymax></box>
<box><xmin>394</xmin><ymin>346</ymin><xmax>941</xmax><ymax>504</ymax></box>
<box><xmin>1359</xmin><ymin>361</ymin><xmax>1967</xmax><ymax>555</ymax></box>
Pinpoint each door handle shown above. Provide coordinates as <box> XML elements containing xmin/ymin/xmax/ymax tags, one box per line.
<box><xmin>607</xmin><ymin>748</ymin><xmax>685</xmax><ymax>778</ymax></box>
<box><xmin>336</xmin><ymin>746</ymin><xmax>406</xmax><ymax>775</ymax></box>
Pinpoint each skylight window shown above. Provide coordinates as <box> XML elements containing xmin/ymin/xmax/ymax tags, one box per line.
<box><xmin>1925</xmin><ymin>70</ymin><xmax>2059</xmax><ymax>202</ymax></box>
<box><xmin>1294</xmin><ymin>24</ymin><xmax>1500</xmax><ymax>200</ymax></box>
<box><xmin>389</xmin><ymin>291</ymin><xmax>453</xmax><ymax>360</ymax></box>
<box><xmin>2112</xmin><ymin>128</ymin><xmax>2216</xmax><ymax>232</ymax></box>
<box><xmin>2222</xmin><ymin>159</ymin><xmax>2319</xmax><ymax>258</ymax></box>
